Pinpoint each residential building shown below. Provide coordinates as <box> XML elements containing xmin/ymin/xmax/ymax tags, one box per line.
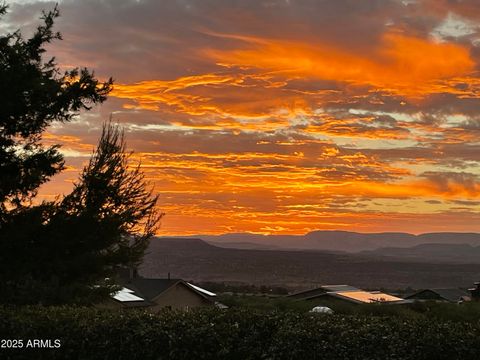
<box><xmin>405</xmin><ymin>288</ymin><xmax>471</xmax><ymax>303</ymax></box>
<box><xmin>288</xmin><ymin>284</ymin><xmax>403</xmax><ymax>305</ymax></box>
<box><xmin>100</xmin><ymin>269</ymin><xmax>219</xmax><ymax>311</ymax></box>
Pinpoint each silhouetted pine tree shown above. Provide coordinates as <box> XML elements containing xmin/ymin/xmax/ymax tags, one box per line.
<box><xmin>0</xmin><ymin>5</ymin><xmax>161</xmax><ymax>304</ymax></box>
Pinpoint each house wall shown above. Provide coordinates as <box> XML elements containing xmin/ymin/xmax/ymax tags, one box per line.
<box><xmin>150</xmin><ymin>283</ymin><xmax>212</xmax><ymax>311</ymax></box>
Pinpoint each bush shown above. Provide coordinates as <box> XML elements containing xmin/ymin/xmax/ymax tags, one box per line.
<box><xmin>218</xmin><ymin>294</ymin><xmax>312</xmax><ymax>312</ymax></box>
<box><xmin>0</xmin><ymin>306</ymin><xmax>479</xmax><ymax>359</ymax></box>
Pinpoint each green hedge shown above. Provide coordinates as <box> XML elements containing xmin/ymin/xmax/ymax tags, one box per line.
<box><xmin>1</xmin><ymin>306</ymin><xmax>479</xmax><ymax>359</ymax></box>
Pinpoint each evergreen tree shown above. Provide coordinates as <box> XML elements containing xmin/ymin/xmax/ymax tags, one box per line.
<box><xmin>0</xmin><ymin>5</ymin><xmax>112</xmax><ymax>211</ymax></box>
<box><xmin>0</xmin><ymin>5</ymin><xmax>161</xmax><ymax>304</ymax></box>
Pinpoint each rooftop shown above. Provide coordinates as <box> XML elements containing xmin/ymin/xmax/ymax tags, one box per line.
<box><xmin>332</xmin><ymin>291</ymin><xmax>403</xmax><ymax>304</ymax></box>
<box><xmin>406</xmin><ymin>288</ymin><xmax>470</xmax><ymax>302</ymax></box>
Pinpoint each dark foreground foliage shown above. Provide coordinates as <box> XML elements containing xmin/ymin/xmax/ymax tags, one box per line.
<box><xmin>219</xmin><ymin>293</ymin><xmax>480</xmax><ymax>322</ymax></box>
<box><xmin>1</xmin><ymin>306</ymin><xmax>480</xmax><ymax>360</ymax></box>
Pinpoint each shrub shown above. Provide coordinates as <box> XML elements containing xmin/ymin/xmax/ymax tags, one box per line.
<box><xmin>0</xmin><ymin>306</ymin><xmax>479</xmax><ymax>359</ymax></box>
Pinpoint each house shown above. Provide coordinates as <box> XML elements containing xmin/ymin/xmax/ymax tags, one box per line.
<box><xmin>101</xmin><ymin>269</ymin><xmax>219</xmax><ymax>311</ymax></box>
<box><xmin>405</xmin><ymin>288</ymin><xmax>471</xmax><ymax>303</ymax></box>
<box><xmin>288</xmin><ymin>284</ymin><xmax>403</xmax><ymax>305</ymax></box>
<box><xmin>469</xmin><ymin>282</ymin><xmax>480</xmax><ymax>301</ymax></box>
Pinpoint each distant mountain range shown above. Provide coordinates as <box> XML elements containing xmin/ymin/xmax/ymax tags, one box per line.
<box><xmin>164</xmin><ymin>231</ymin><xmax>480</xmax><ymax>253</ymax></box>
<box><xmin>141</xmin><ymin>237</ymin><xmax>480</xmax><ymax>290</ymax></box>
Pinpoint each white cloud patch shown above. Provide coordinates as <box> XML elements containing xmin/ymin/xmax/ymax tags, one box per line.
<box><xmin>431</xmin><ymin>12</ymin><xmax>478</xmax><ymax>42</ymax></box>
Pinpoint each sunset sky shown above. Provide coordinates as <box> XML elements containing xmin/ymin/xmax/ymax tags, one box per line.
<box><xmin>5</xmin><ymin>0</ymin><xmax>480</xmax><ymax>235</ymax></box>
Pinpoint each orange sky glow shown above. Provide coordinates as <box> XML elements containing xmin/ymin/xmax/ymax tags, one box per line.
<box><xmin>8</xmin><ymin>0</ymin><xmax>480</xmax><ymax>235</ymax></box>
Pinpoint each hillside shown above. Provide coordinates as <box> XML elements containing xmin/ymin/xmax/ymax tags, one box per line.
<box><xmin>140</xmin><ymin>238</ymin><xmax>480</xmax><ymax>290</ymax></box>
<box><xmin>193</xmin><ymin>231</ymin><xmax>480</xmax><ymax>253</ymax></box>
<box><xmin>361</xmin><ymin>243</ymin><xmax>480</xmax><ymax>263</ymax></box>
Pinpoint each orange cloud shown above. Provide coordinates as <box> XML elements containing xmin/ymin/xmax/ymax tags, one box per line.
<box><xmin>108</xmin><ymin>30</ymin><xmax>480</xmax><ymax>142</ymax></box>
<box><xmin>110</xmin><ymin>71</ymin><xmax>323</xmax><ymax>125</ymax></box>
<box><xmin>205</xmin><ymin>31</ymin><xmax>475</xmax><ymax>97</ymax></box>
<box><xmin>37</xmin><ymin>138</ymin><xmax>480</xmax><ymax>235</ymax></box>
<box><xmin>42</xmin><ymin>132</ymin><xmax>95</xmax><ymax>156</ymax></box>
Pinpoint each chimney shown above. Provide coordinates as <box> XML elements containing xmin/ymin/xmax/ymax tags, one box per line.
<box><xmin>129</xmin><ymin>267</ymin><xmax>138</xmax><ymax>280</ymax></box>
<box><xmin>469</xmin><ymin>281</ymin><xmax>480</xmax><ymax>301</ymax></box>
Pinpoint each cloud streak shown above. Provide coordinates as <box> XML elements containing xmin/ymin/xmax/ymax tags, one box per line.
<box><xmin>5</xmin><ymin>0</ymin><xmax>480</xmax><ymax>234</ymax></box>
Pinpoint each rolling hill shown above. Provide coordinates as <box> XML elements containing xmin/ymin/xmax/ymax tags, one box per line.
<box><xmin>140</xmin><ymin>237</ymin><xmax>480</xmax><ymax>290</ymax></box>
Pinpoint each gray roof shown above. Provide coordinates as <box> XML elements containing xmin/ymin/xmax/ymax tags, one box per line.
<box><xmin>321</xmin><ymin>285</ymin><xmax>360</xmax><ymax>292</ymax></box>
<box><xmin>433</xmin><ymin>288</ymin><xmax>469</xmax><ymax>302</ymax></box>
<box><xmin>122</xmin><ymin>278</ymin><xmax>181</xmax><ymax>301</ymax></box>
<box><xmin>287</xmin><ymin>287</ymin><xmax>328</xmax><ymax>299</ymax></box>
<box><xmin>406</xmin><ymin>288</ymin><xmax>469</xmax><ymax>302</ymax></box>
<box><xmin>121</xmin><ymin>277</ymin><xmax>214</xmax><ymax>303</ymax></box>
<box><xmin>111</xmin><ymin>286</ymin><xmax>152</xmax><ymax>308</ymax></box>
<box><xmin>288</xmin><ymin>285</ymin><xmax>360</xmax><ymax>300</ymax></box>
<box><xmin>115</xmin><ymin>267</ymin><xmax>215</xmax><ymax>303</ymax></box>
